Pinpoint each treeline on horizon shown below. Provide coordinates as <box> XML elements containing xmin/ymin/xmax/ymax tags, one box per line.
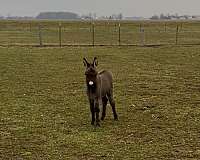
<box><xmin>0</xmin><ymin>11</ymin><xmax>199</xmax><ymax>20</ymax></box>
<box><xmin>0</xmin><ymin>11</ymin><xmax>123</xmax><ymax>20</ymax></box>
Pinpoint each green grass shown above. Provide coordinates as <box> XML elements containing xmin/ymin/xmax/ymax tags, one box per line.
<box><xmin>0</xmin><ymin>20</ymin><xmax>200</xmax><ymax>46</ymax></box>
<box><xmin>0</xmin><ymin>44</ymin><xmax>200</xmax><ymax>159</ymax></box>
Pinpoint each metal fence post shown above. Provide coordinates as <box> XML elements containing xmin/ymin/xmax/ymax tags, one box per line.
<box><xmin>92</xmin><ymin>22</ymin><xmax>95</xmax><ymax>46</ymax></box>
<box><xmin>38</xmin><ymin>24</ymin><xmax>42</xmax><ymax>46</ymax></box>
<box><xmin>118</xmin><ymin>23</ymin><xmax>121</xmax><ymax>46</ymax></box>
<box><xmin>59</xmin><ymin>23</ymin><xmax>62</xmax><ymax>47</ymax></box>
<box><xmin>176</xmin><ymin>25</ymin><xmax>179</xmax><ymax>45</ymax></box>
<box><xmin>140</xmin><ymin>27</ymin><xmax>145</xmax><ymax>46</ymax></box>
<box><xmin>30</xmin><ymin>23</ymin><xmax>32</xmax><ymax>32</ymax></box>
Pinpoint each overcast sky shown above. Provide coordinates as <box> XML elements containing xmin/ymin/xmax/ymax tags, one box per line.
<box><xmin>0</xmin><ymin>0</ymin><xmax>200</xmax><ymax>17</ymax></box>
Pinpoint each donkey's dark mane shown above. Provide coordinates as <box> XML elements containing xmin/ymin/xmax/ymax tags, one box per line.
<box><xmin>98</xmin><ymin>70</ymin><xmax>107</xmax><ymax>75</ymax></box>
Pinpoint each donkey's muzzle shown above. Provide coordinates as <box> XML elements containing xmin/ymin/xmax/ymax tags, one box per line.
<box><xmin>89</xmin><ymin>81</ymin><xmax>94</xmax><ymax>86</ymax></box>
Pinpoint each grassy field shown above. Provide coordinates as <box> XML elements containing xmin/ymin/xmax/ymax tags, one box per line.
<box><xmin>0</xmin><ymin>43</ymin><xmax>200</xmax><ymax>159</ymax></box>
<box><xmin>0</xmin><ymin>20</ymin><xmax>200</xmax><ymax>46</ymax></box>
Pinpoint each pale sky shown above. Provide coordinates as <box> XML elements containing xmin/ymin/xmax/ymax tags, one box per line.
<box><xmin>0</xmin><ymin>0</ymin><xmax>200</xmax><ymax>17</ymax></box>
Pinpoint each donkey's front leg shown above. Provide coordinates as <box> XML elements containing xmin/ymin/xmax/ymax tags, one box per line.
<box><xmin>94</xmin><ymin>99</ymin><xmax>100</xmax><ymax>127</ymax></box>
<box><xmin>89</xmin><ymin>99</ymin><xmax>95</xmax><ymax>125</ymax></box>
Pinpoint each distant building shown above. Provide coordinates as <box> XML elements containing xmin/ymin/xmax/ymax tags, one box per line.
<box><xmin>150</xmin><ymin>14</ymin><xmax>194</xmax><ymax>20</ymax></box>
<box><xmin>191</xmin><ymin>15</ymin><xmax>200</xmax><ymax>20</ymax></box>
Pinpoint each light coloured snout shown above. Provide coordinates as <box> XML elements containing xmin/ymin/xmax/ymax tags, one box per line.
<box><xmin>89</xmin><ymin>81</ymin><xmax>94</xmax><ymax>86</ymax></box>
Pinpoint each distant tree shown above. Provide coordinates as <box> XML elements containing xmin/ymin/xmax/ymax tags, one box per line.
<box><xmin>150</xmin><ymin>15</ymin><xmax>159</xmax><ymax>20</ymax></box>
<box><xmin>118</xmin><ymin>13</ymin><xmax>123</xmax><ymax>20</ymax></box>
<box><xmin>36</xmin><ymin>12</ymin><xmax>79</xmax><ymax>20</ymax></box>
<box><xmin>160</xmin><ymin>13</ymin><xmax>172</xmax><ymax>20</ymax></box>
<box><xmin>93</xmin><ymin>13</ymin><xmax>97</xmax><ymax>19</ymax></box>
<box><xmin>166</xmin><ymin>13</ymin><xmax>171</xmax><ymax>19</ymax></box>
<box><xmin>88</xmin><ymin>13</ymin><xmax>93</xmax><ymax>19</ymax></box>
<box><xmin>110</xmin><ymin>13</ymin><xmax>123</xmax><ymax>20</ymax></box>
<box><xmin>160</xmin><ymin>13</ymin><xmax>165</xmax><ymax>19</ymax></box>
<box><xmin>183</xmin><ymin>15</ymin><xmax>189</xmax><ymax>19</ymax></box>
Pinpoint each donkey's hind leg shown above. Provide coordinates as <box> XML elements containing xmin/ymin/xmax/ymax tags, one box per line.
<box><xmin>107</xmin><ymin>93</ymin><xmax>118</xmax><ymax>120</ymax></box>
<box><xmin>101</xmin><ymin>96</ymin><xmax>108</xmax><ymax>121</ymax></box>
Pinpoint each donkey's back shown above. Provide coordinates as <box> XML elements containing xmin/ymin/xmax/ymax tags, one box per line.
<box><xmin>98</xmin><ymin>70</ymin><xmax>113</xmax><ymax>96</ymax></box>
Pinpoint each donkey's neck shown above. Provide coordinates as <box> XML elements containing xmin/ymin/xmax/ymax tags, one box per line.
<box><xmin>87</xmin><ymin>74</ymin><xmax>101</xmax><ymax>95</ymax></box>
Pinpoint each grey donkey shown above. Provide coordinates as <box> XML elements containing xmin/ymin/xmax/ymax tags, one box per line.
<box><xmin>83</xmin><ymin>57</ymin><xmax>118</xmax><ymax>126</ymax></box>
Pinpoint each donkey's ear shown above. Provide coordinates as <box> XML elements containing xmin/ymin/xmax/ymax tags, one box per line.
<box><xmin>83</xmin><ymin>58</ymin><xmax>89</xmax><ymax>67</ymax></box>
<box><xmin>93</xmin><ymin>57</ymin><xmax>98</xmax><ymax>67</ymax></box>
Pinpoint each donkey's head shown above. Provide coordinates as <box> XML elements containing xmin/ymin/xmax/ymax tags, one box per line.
<box><xmin>83</xmin><ymin>57</ymin><xmax>98</xmax><ymax>87</ymax></box>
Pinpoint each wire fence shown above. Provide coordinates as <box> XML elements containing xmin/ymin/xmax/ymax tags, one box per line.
<box><xmin>0</xmin><ymin>20</ymin><xmax>200</xmax><ymax>47</ymax></box>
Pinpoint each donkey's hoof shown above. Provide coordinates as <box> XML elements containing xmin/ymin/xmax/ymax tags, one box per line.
<box><xmin>114</xmin><ymin>116</ymin><xmax>118</xmax><ymax>121</ymax></box>
<box><xmin>96</xmin><ymin>122</ymin><xmax>100</xmax><ymax>127</ymax></box>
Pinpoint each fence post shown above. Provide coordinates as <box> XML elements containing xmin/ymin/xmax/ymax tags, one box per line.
<box><xmin>30</xmin><ymin>23</ymin><xmax>32</xmax><ymax>32</ymax></box>
<box><xmin>180</xmin><ymin>23</ymin><xmax>183</xmax><ymax>31</ymax></box>
<box><xmin>59</xmin><ymin>23</ymin><xmax>62</xmax><ymax>47</ymax></box>
<box><xmin>38</xmin><ymin>24</ymin><xmax>42</xmax><ymax>46</ymax></box>
<box><xmin>139</xmin><ymin>24</ymin><xmax>142</xmax><ymax>32</ymax></box>
<box><xmin>118</xmin><ymin>23</ymin><xmax>121</xmax><ymax>46</ymax></box>
<box><xmin>90</xmin><ymin>21</ymin><xmax>92</xmax><ymax>32</ymax></box>
<box><xmin>115</xmin><ymin>23</ymin><xmax>117</xmax><ymax>32</ymax></box>
<box><xmin>175</xmin><ymin>25</ymin><xmax>179</xmax><ymax>45</ymax></box>
<box><xmin>140</xmin><ymin>27</ymin><xmax>145</xmax><ymax>46</ymax></box>
<box><xmin>92</xmin><ymin>22</ymin><xmax>95</xmax><ymax>46</ymax></box>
